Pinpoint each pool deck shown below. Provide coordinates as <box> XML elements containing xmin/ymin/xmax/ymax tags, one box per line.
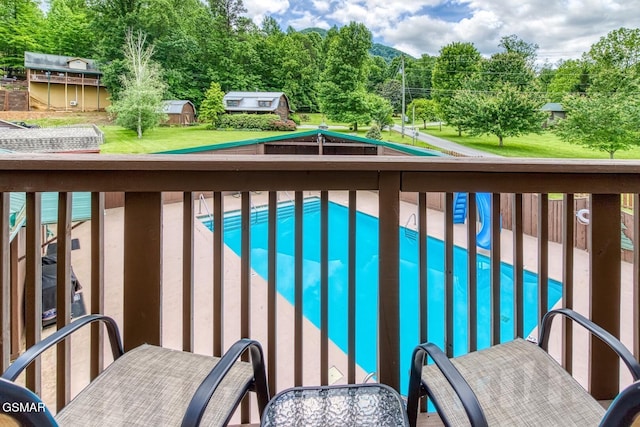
<box><xmin>33</xmin><ymin>190</ymin><xmax>634</xmax><ymax>423</ymax></box>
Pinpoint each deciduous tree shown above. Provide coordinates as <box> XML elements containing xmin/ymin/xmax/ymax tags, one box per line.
<box><xmin>450</xmin><ymin>83</ymin><xmax>546</xmax><ymax>147</ymax></box>
<box><xmin>108</xmin><ymin>30</ymin><xmax>166</xmax><ymax>138</ymax></box>
<box><xmin>554</xmin><ymin>93</ymin><xmax>640</xmax><ymax>158</ymax></box>
<box><xmin>407</xmin><ymin>98</ymin><xmax>439</xmax><ymax>129</ymax></box>
<box><xmin>319</xmin><ymin>22</ymin><xmax>372</xmax><ymax>131</ymax></box>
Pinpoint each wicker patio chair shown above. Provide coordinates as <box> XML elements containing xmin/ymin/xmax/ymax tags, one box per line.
<box><xmin>0</xmin><ymin>314</ymin><xmax>269</xmax><ymax>427</ymax></box>
<box><xmin>407</xmin><ymin>308</ymin><xmax>640</xmax><ymax>427</ymax></box>
<box><xmin>260</xmin><ymin>383</ymin><xmax>410</xmax><ymax>427</ymax></box>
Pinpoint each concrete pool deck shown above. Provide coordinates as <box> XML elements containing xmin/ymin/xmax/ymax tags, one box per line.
<box><xmin>32</xmin><ymin>190</ymin><xmax>635</xmax><ymax>423</ymax></box>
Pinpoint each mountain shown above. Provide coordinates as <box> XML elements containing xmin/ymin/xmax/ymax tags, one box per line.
<box><xmin>300</xmin><ymin>27</ymin><xmax>411</xmax><ymax>62</ymax></box>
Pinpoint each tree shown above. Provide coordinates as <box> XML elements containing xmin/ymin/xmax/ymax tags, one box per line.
<box><xmin>554</xmin><ymin>93</ymin><xmax>640</xmax><ymax>158</ymax></box>
<box><xmin>481</xmin><ymin>51</ymin><xmax>535</xmax><ymax>90</ymax></box>
<box><xmin>108</xmin><ymin>30</ymin><xmax>166</xmax><ymax>138</ymax></box>
<box><xmin>498</xmin><ymin>34</ymin><xmax>539</xmax><ymax>67</ymax></box>
<box><xmin>199</xmin><ymin>82</ymin><xmax>226</xmax><ymax>126</ymax></box>
<box><xmin>376</xmin><ymin>79</ymin><xmax>403</xmax><ymax>114</ymax></box>
<box><xmin>586</xmin><ymin>27</ymin><xmax>640</xmax><ymax>95</ymax></box>
<box><xmin>0</xmin><ymin>0</ymin><xmax>46</xmax><ymax>73</ymax></box>
<box><xmin>367</xmin><ymin>94</ymin><xmax>393</xmax><ymax>130</ymax></box>
<box><xmin>44</xmin><ymin>0</ymin><xmax>95</xmax><ymax>57</ymax></box>
<box><xmin>449</xmin><ymin>83</ymin><xmax>546</xmax><ymax>147</ymax></box>
<box><xmin>407</xmin><ymin>98</ymin><xmax>439</xmax><ymax>129</ymax></box>
<box><xmin>546</xmin><ymin>59</ymin><xmax>590</xmax><ymax>101</ymax></box>
<box><xmin>319</xmin><ymin>22</ymin><xmax>372</xmax><ymax>131</ymax></box>
<box><xmin>431</xmin><ymin>42</ymin><xmax>482</xmax><ymax>133</ymax></box>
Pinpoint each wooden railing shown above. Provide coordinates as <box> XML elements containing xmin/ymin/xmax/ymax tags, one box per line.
<box><xmin>0</xmin><ymin>154</ymin><xmax>639</xmax><ymax>422</ymax></box>
<box><xmin>29</xmin><ymin>74</ymin><xmax>103</xmax><ymax>87</ymax></box>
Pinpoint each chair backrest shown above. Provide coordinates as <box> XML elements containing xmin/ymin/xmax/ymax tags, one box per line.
<box><xmin>0</xmin><ymin>378</ymin><xmax>57</xmax><ymax>427</ymax></box>
<box><xmin>600</xmin><ymin>381</ymin><xmax>640</xmax><ymax>427</ymax></box>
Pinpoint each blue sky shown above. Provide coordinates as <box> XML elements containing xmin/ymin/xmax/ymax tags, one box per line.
<box><xmin>242</xmin><ymin>0</ymin><xmax>640</xmax><ymax>64</ymax></box>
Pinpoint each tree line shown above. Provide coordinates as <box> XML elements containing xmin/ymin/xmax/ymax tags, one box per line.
<box><xmin>1</xmin><ymin>0</ymin><xmax>639</xmax><ymax>153</ymax></box>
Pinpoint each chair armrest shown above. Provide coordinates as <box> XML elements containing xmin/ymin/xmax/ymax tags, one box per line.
<box><xmin>0</xmin><ymin>378</ymin><xmax>58</xmax><ymax>427</ymax></box>
<box><xmin>599</xmin><ymin>381</ymin><xmax>640</xmax><ymax>427</ymax></box>
<box><xmin>181</xmin><ymin>339</ymin><xmax>269</xmax><ymax>427</ymax></box>
<box><xmin>539</xmin><ymin>308</ymin><xmax>640</xmax><ymax>381</ymax></box>
<box><xmin>407</xmin><ymin>342</ymin><xmax>488</xmax><ymax>427</ymax></box>
<box><xmin>2</xmin><ymin>314</ymin><xmax>123</xmax><ymax>381</ymax></box>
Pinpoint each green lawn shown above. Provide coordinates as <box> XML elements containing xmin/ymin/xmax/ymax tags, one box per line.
<box><xmin>99</xmin><ymin>125</ymin><xmax>296</xmax><ymax>153</ymax></box>
<box><xmin>421</xmin><ymin>125</ymin><xmax>640</xmax><ymax>159</ymax></box>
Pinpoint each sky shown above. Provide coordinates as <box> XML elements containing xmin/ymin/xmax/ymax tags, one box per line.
<box><xmin>242</xmin><ymin>0</ymin><xmax>640</xmax><ymax>64</ymax></box>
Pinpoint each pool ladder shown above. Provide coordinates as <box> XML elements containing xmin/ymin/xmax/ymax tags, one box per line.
<box><xmin>198</xmin><ymin>194</ymin><xmax>213</xmax><ymax>221</ymax></box>
<box><xmin>404</xmin><ymin>213</ymin><xmax>418</xmax><ymax>241</ymax></box>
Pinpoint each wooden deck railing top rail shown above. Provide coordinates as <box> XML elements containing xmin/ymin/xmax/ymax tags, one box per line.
<box><xmin>1</xmin><ymin>154</ymin><xmax>640</xmax><ymax>193</ymax></box>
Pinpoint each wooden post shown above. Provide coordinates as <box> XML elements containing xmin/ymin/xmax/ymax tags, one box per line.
<box><xmin>378</xmin><ymin>172</ymin><xmax>400</xmax><ymax>392</ymax></box>
<box><xmin>589</xmin><ymin>194</ymin><xmax>620</xmax><ymax>399</ymax></box>
<box><xmin>123</xmin><ymin>192</ymin><xmax>162</xmax><ymax>351</ymax></box>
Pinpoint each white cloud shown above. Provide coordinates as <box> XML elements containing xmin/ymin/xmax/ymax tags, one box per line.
<box><xmin>244</xmin><ymin>0</ymin><xmax>640</xmax><ymax>64</ymax></box>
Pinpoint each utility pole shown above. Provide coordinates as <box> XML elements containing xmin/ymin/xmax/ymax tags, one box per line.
<box><xmin>401</xmin><ymin>55</ymin><xmax>405</xmax><ymax>138</ymax></box>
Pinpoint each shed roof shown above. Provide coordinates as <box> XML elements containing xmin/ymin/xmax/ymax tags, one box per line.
<box><xmin>24</xmin><ymin>52</ymin><xmax>102</xmax><ymax>75</ymax></box>
<box><xmin>223</xmin><ymin>91</ymin><xmax>290</xmax><ymax>113</ymax></box>
<box><xmin>541</xmin><ymin>102</ymin><xmax>565</xmax><ymax>112</ymax></box>
<box><xmin>157</xmin><ymin>129</ymin><xmax>443</xmax><ymax>157</ymax></box>
<box><xmin>162</xmin><ymin>100</ymin><xmax>196</xmax><ymax>115</ymax></box>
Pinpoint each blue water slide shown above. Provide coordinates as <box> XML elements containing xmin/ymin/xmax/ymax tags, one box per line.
<box><xmin>475</xmin><ymin>193</ymin><xmax>492</xmax><ymax>250</ymax></box>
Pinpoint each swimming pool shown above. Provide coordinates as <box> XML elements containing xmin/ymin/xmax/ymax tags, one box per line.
<box><xmin>201</xmin><ymin>197</ymin><xmax>562</xmax><ymax>393</ymax></box>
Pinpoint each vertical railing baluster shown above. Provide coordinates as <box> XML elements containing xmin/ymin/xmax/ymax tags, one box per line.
<box><xmin>562</xmin><ymin>194</ymin><xmax>574</xmax><ymax>373</ymax></box>
<box><xmin>123</xmin><ymin>192</ymin><xmax>162</xmax><ymax>351</ymax></box>
<box><xmin>513</xmin><ymin>194</ymin><xmax>524</xmax><ymax>339</ymax></box>
<box><xmin>240</xmin><ymin>192</ymin><xmax>251</xmax><ymax>423</ymax></box>
<box><xmin>444</xmin><ymin>193</ymin><xmax>454</xmax><ymax>357</ymax></box>
<box><xmin>320</xmin><ymin>191</ymin><xmax>329</xmax><ymax>385</ymax></box>
<box><xmin>56</xmin><ymin>192</ymin><xmax>72</xmax><ymax>410</ymax></box>
<box><xmin>378</xmin><ymin>172</ymin><xmax>400</xmax><ymax>391</ymax></box>
<box><xmin>418</xmin><ymin>193</ymin><xmax>428</xmax><ymax>345</ymax></box>
<box><xmin>538</xmin><ymin>194</ymin><xmax>549</xmax><ymax>326</ymax></box>
<box><xmin>0</xmin><ymin>193</ymin><xmax>9</xmax><ymax>372</ymax></box>
<box><xmin>634</xmin><ymin>194</ymin><xmax>640</xmax><ymax>360</ymax></box>
<box><xmin>294</xmin><ymin>191</ymin><xmax>303</xmax><ymax>387</ymax></box>
<box><xmin>268</xmin><ymin>192</ymin><xmax>277</xmax><ymax>393</ymax></box>
<box><xmin>183</xmin><ymin>192</ymin><xmax>194</xmax><ymax>353</ymax></box>
<box><xmin>213</xmin><ymin>192</ymin><xmax>223</xmax><ymax>357</ymax></box>
<box><xmin>490</xmin><ymin>193</ymin><xmax>501</xmax><ymax>346</ymax></box>
<box><xmin>347</xmin><ymin>191</ymin><xmax>357</xmax><ymax>384</ymax></box>
<box><xmin>589</xmin><ymin>194</ymin><xmax>621</xmax><ymax>399</ymax></box>
<box><xmin>90</xmin><ymin>192</ymin><xmax>104</xmax><ymax>380</ymax></box>
<box><xmin>467</xmin><ymin>193</ymin><xmax>477</xmax><ymax>352</ymax></box>
<box><xmin>25</xmin><ymin>192</ymin><xmax>42</xmax><ymax>394</ymax></box>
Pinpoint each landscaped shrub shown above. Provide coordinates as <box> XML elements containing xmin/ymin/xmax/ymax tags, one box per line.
<box><xmin>366</xmin><ymin>125</ymin><xmax>382</xmax><ymax>140</ymax></box>
<box><xmin>216</xmin><ymin>113</ymin><xmax>296</xmax><ymax>131</ymax></box>
<box><xmin>268</xmin><ymin>119</ymin><xmax>297</xmax><ymax>131</ymax></box>
<box><xmin>299</xmin><ymin>114</ymin><xmax>310</xmax><ymax>122</ymax></box>
<box><xmin>288</xmin><ymin>113</ymin><xmax>301</xmax><ymax>125</ymax></box>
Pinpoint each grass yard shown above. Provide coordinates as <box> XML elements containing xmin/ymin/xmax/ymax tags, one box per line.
<box><xmin>100</xmin><ymin>125</ymin><xmax>295</xmax><ymax>153</ymax></box>
<box><xmin>421</xmin><ymin>125</ymin><xmax>640</xmax><ymax>159</ymax></box>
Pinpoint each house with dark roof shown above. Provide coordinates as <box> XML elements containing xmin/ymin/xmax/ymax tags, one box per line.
<box><xmin>161</xmin><ymin>100</ymin><xmax>196</xmax><ymax>125</ymax></box>
<box><xmin>223</xmin><ymin>91</ymin><xmax>292</xmax><ymax>121</ymax></box>
<box><xmin>24</xmin><ymin>52</ymin><xmax>109</xmax><ymax>111</ymax></box>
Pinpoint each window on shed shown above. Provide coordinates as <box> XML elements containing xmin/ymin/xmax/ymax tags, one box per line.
<box><xmin>258</xmin><ymin>100</ymin><xmax>271</xmax><ymax>107</ymax></box>
<box><xmin>227</xmin><ymin>100</ymin><xmax>239</xmax><ymax>107</ymax></box>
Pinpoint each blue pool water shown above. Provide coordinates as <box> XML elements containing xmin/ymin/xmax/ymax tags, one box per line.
<box><xmin>202</xmin><ymin>198</ymin><xmax>562</xmax><ymax>393</ymax></box>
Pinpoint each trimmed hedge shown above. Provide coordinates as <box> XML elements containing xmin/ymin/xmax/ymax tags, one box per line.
<box><xmin>217</xmin><ymin>113</ymin><xmax>297</xmax><ymax>131</ymax></box>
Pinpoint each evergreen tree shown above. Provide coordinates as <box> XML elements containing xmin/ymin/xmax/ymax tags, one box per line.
<box><xmin>199</xmin><ymin>82</ymin><xmax>226</xmax><ymax>127</ymax></box>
